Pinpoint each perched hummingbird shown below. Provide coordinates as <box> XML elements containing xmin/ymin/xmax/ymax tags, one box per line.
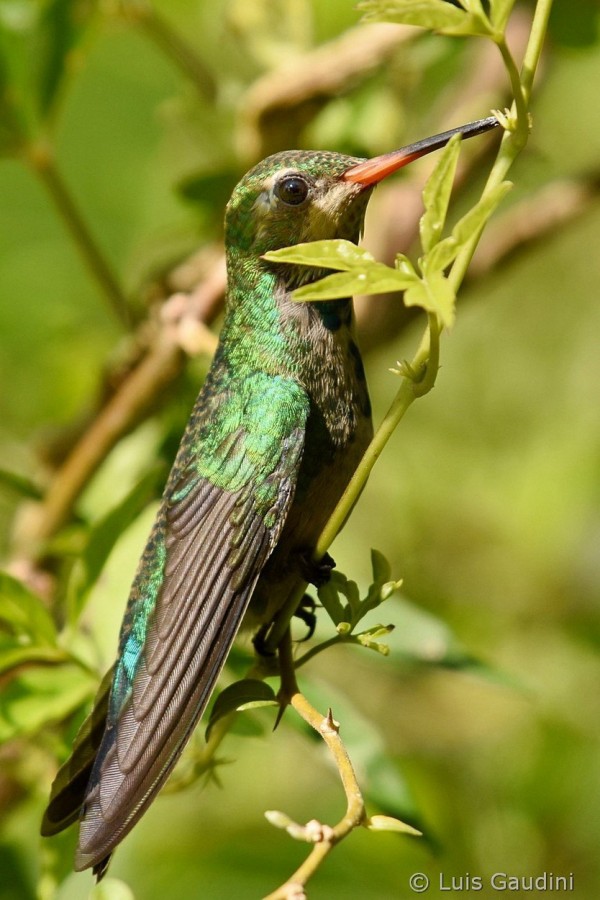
<box><xmin>42</xmin><ymin>116</ymin><xmax>498</xmax><ymax>876</ymax></box>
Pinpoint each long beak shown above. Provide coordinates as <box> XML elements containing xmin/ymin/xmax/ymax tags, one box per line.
<box><xmin>341</xmin><ymin>115</ymin><xmax>499</xmax><ymax>186</ymax></box>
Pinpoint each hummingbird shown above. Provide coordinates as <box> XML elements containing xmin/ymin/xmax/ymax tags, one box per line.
<box><xmin>42</xmin><ymin>116</ymin><xmax>498</xmax><ymax>877</ymax></box>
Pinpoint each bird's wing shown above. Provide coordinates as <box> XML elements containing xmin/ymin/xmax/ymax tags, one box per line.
<box><xmin>42</xmin><ymin>373</ymin><xmax>309</xmax><ymax>874</ymax></box>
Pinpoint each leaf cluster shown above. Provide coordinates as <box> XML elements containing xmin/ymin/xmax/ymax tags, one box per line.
<box><xmin>265</xmin><ymin>133</ymin><xmax>511</xmax><ymax>328</ymax></box>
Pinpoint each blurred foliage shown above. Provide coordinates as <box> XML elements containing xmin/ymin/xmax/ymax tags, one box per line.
<box><xmin>0</xmin><ymin>0</ymin><xmax>599</xmax><ymax>898</ymax></box>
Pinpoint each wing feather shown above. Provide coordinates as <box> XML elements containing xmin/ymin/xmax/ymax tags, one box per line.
<box><xmin>70</xmin><ymin>381</ymin><xmax>308</xmax><ymax>872</ymax></box>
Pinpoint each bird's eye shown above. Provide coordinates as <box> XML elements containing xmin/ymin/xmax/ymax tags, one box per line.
<box><xmin>274</xmin><ymin>175</ymin><xmax>310</xmax><ymax>207</ymax></box>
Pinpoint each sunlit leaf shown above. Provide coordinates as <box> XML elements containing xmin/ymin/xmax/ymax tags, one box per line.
<box><xmin>452</xmin><ymin>180</ymin><xmax>512</xmax><ymax>245</ymax></box>
<box><xmin>420</xmin><ymin>132</ymin><xmax>461</xmax><ymax>253</ymax></box>
<box><xmin>404</xmin><ymin>271</ymin><xmax>456</xmax><ymax>327</ymax></box>
<box><xmin>490</xmin><ymin>0</ymin><xmax>517</xmax><ymax>32</ymax></box>
<box><xmin>0</xmin><ymin>571</ymin><xmax>57</xmax><ymax>645</ymax></box>
<box><xmin>206</xmin><ymin>679</ymin><xmax>278</xmax><ymax>740</ymax></box>
<box><xmin>292</xmin><ymin>265</ymin><xmax>415</xmax><ymax>302</ymax></box>
<box><xmin>358</xmin><ymin>0</ymin><xmax>488</xmax><ymax>36</ymax></box>
<box><xmin>264</xmin><ymin>239</ymin><xmax>377</xmax><ymax>271</ymax></box>
<box><xmin>422</xmin><ymin>181</ymin><xmax>511</xmax><ymax>274</ymax></box>
<box><xmin>370</xmin><ymin>549</ymin><xmax>391</xmax><ymax>585</ymax></box>
<box><xmin>366</xmin><ymin>814</ymin><xmax>422</xmax><ymax>835</ymax></box>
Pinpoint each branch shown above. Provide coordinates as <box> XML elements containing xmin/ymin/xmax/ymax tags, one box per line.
<box><xmin>120</xmin><ymin>0</ymin><xmax>217</xmax><ymax>101</ymax></box>
<box><xmin>13</xmin><ymin>256</ymin><xmax>226</xmax><ymax>557</ymax></box>
<box><xmin>26</xmin><ymin>143</ymin><xmax>131</xmax><ymax>327</ymax></box>
<box><xmin>261</xmin><ymin>631</ymin><xmax>366</xmax><ymax>899</ymax></box>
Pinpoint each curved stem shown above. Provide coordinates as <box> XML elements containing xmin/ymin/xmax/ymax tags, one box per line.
<box><xmin>264</xmin><ymin>629</ymin><xmax>366</xmax><ymax>900</ymax></box>
<box><xmin>449</xmin><ymin>0</ymin><xmax>554</xmax><ymax>291</ymax></box>
<box><xmin>131</xmin><ymin>2</ymin><xmax>217</xmax><ymax>101</ymax></box>
<box><xmin>520</xmin><ymin>0</ymin><xmax>554</xmax><ymax>103</ymax></box>
<box><xmin>27</xmin><ymin>143</ymin><xmax>131</xmax><ymax>327</ymax></box>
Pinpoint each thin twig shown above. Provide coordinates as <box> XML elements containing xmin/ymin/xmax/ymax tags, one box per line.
<box><xmin>13</xmin><ymin>257</ymin><xmax>226</xmax><ymax>558</ymax></box>
<box><xmin>26</xmin><ymin>143</ymin><xmax>131</xmax><ymax>327</ymax></box>
<box><xmin>263</xmin><ymin>630</ymin><xmax>366</xmax><ymax>900</ymax></box>
<box><xmin>121</xmin><ymin>0</ymin><xmax>217</xmax><ymax>101</ymax></box>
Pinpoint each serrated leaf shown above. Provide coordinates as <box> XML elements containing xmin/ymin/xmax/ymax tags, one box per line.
<box><xmin>293</xmin><ymin>265</ymin><xmax>416</xmax><ymax>302</ymax></box>
<box><xmin>0</xmin><ymin>571</ymin><xmax>57</xmax><ymax>645</ymax></box>
<box><xmin>359</xmin><ymin>0</ymin><xmax>469</xmax><ymax>30</ymax></box>
<box><xmin>423</xmin><ymin>182</ymin><xmax>511</xmax><ymax>276</ymax></box>
<box><xmin>420</xmin><ymin>133</ymin><xmax>461</xmax><ymax>253</ymax></box>
<box><xmin>68</xmin><ymin>466</ymin><xmax>163</xmax><ymax>624</ymax></box>
<box><xmin>358</xmin><ymin>0</ymin><xmax>488</xmax><ymax>36</ymax></box>
<box><xmin>0</xmin><ymin>663</ymin><xmax>96</xmax><ymax>741</ymax></box>
<box><xmin>206</xmin><ymin>679</ymin><xmax>277</xmax><ymax>740</ymax></box>
<box><xmin>264</xmin><ymin>239</ymin><xmax>376</xmax><ymax>271</ymax></box>
<box><xmin>404</xmin><ymin>271</ymin><xmax>456</xmax><ymax>327</ymax></box>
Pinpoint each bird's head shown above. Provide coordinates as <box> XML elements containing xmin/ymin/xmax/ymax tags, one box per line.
<box><xmin>224</xmin><ymin>116</ymin><xmax>499</xmax><ymax>265</ymax></box>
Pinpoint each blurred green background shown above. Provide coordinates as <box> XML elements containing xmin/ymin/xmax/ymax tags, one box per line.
<box><xmin>1</xmin><ymin>1</ymin><xmax>599</xmax><ymax>898</ymax></box>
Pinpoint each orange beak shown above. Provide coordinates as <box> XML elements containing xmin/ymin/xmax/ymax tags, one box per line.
<box><xmin>341</xmin><ymin>116</ymin><xmax>499</xmax><ymax>186</ymax></box>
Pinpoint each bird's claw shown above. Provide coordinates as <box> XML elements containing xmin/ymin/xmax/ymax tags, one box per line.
<box><xmin>299</xmin><ymin>550</ymin><xmax>335</xmax><ymax>587</ymax></box>
<box><xmin>294</xmin><ymin>593</ymin><xmax>317</xmax><ymax>641</ymax></box>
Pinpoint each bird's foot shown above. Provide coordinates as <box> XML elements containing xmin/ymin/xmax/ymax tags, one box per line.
<box><xmin>252</xmin><ymin>623</ymin><xmax>275</xmax><ymax>658</ymax></box>
<box><xmin>294</xmin><ymin>593</ymin><xmax>317</xmax><ymax>641</ymax></box>
<box><xmin>299</xmin><ymin>550</ymin><xmax>335</xmax><ymax>587</ymax></box>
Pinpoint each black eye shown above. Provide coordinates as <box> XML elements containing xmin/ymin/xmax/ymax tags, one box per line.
<box><xmin>274</xmin><ymin>175</ymin><xmax>310</xmax><ymax>207</ymax></box>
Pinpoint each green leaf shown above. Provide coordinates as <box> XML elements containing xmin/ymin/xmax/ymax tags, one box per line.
<box><xmin>67</xmin><ymin>466</ymin><xmax>164</xmax><ymax>624</ymax></box>
<box><xmin>420</xmin><ymin>132</ymin><xmax>461</xmax><ymax>253</ymax></box>
<box><xmin>0</xmin><ymin>642</ymin><xmax>67</xmax><ymax>675</ymax></box>
<box><xmin>358</xmin><ymin>0</ymin><xmax>488</xmax><ymax>36</ymax></box>
<box><xmin>0</xmin><ymin>571</ymin><xmax>57</xmax><ymax>646</ymax></box>
<box><xmin>370</xmin><ymin>549</ymin><xmax>391</xmax><ymax>585</ymax></box>
<box><xmin>317</xmin><ymin>578</ymin><xmax>348</xmax><ymax>626</ymax></box>
<box><xmin>420</xmin><ymin>233</ymin><xmax>459</xmax><ymax>275</ymax></box>
<box><xmin>490</xmin><ymin>0</ymin><xmax>516</xmax><ymax>32</ymax></box>
<box><xmin>355</xmin><ymin>625</ymin><xmax>394</xmax><ymax>655</ymax></box>
<box><xmin>264</xmin><ymin>239</ymin><xmax>377</xmax><ymax>271</ymax></box>
<box><xmin>206</xmin><ymin>679</ymin><xmax>278</xmax><ymax>740</ymax></box>
<box><xmin>366</xmin><ymin>814</ymin><xmax>422</xmax><ymax>836</ymax></box>
<box><xmin>0</xmin><ymin>663</ymin><xmax>96</xmax><ymax>742</ymax></box>
<box><xmin>265</xmin><ymin>239</ymin><xmax>420</xmax><ymax>303</ymax></box>
<box><xmin>34</xmin><ymin>0</ymin><xmax>98</xmax><ymax>122</ymax></box>
<box><xmin>0</xmin><ymin>467</ymin><xmax>42</xmax><ymax>499</ymax></box>
<box><xmin>293</xmin><ymin>264</ymin><xmax>417</xmax><ymax>302</ymax></box>
<box><xmin>453</xmin><ymin>181</ymin><xmax>512</xmax><ymax>246</ymax></box>
<box><xmin>0</xmin><ymin>0</ymin><xmax>97</xmax><ymax>149</ymax></box>
<box><xmin>422</xmin><ymin>181</ymin><xmax>511</xmax><ymax>274</ymax></box>
<box><xmin>404</xmin><ymin>271</ymin><xmax>456</xmax><ymax>328</ymax></box>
